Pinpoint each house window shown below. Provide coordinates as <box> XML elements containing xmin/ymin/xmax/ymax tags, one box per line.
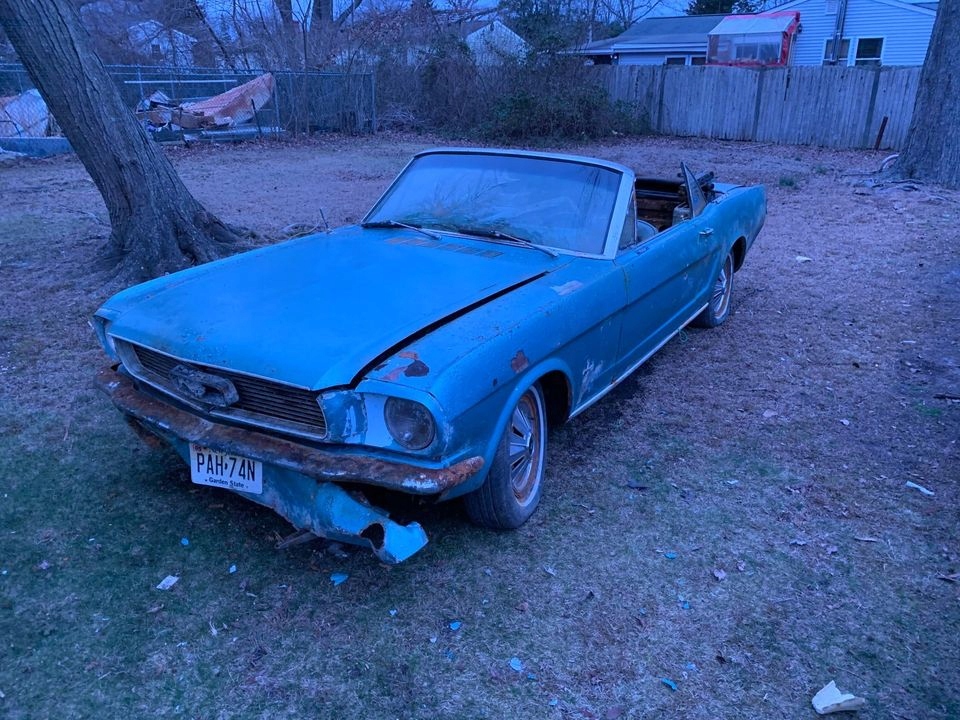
<box><xmin>824</xmin><ymin>0</ymin><xmax>838</xmax><ymax>13</ymax></box>
<box><xmin>823</xmin><ymin>38</ymin><xmax>850</xmax><ymax>64</ymax></box>
<box><xmin>151</xmin><ymin>43</ymin><xmax>163</xmax><ymax>60</ymax></box>
<box><xmin>691</xmin><ymin>56</ymin><xmax>706</xmax><ymax>66</ymax></box>
<box><xmin>855</xmin><ymin>37</ymin><xmax>883</xmax><ymax>66</ymax></box>
<box><xmin>732</xmin><ymin>33</ymin><xmax>782</xmax><ymax>63</ymax></box>
<box><xmin>665</xmin><ymin>56</ymin><xmax>687</xmax><ymax>65</ymax></box>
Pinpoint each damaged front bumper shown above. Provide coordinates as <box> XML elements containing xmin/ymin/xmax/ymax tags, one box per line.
<box><xmin>96</xmin><ymin>366</ymin><xmax>484</xmax><ymax>563</ymax></box>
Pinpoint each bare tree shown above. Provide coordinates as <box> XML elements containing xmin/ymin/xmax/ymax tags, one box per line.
<box><xmin>0</xmin><ymin>0</ymin><xmax>244</xmax><ymax>280</ymax></box>
<box><xmin>896</xmin><ymin>4</ymin><xmax>959</xmax><ymax>189</ymax></box>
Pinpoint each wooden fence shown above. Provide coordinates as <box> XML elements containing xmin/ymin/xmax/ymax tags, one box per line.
<box><xmin>594</xmin><ymin>65</ymin><xmax>921</xmax><ymax>150</ymax></box>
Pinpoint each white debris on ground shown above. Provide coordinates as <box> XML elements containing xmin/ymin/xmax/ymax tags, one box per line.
<box><xmin>812</xmin><ymin>680</ymin><xmax>866</xmax><ymax>715</ymax></box>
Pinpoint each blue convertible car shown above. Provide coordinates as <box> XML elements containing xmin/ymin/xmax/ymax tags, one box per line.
<box><xmin>93</xmin><ymin>148</ymin><xmax>765</xmax><ymax>563</ymax></box>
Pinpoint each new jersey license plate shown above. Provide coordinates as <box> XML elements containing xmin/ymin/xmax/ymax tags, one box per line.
<box><xmin>189</xmin><ymin>444</ymin><xmax>262</xmax><ymax>494</ymax></box>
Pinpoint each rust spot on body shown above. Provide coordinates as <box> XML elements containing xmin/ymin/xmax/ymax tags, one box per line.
<box><xmin>511</xmin><ymin>350</ymin><xmax>529</xmax><ymax>373</ymax></box>
<box><xmin>382</xmin><ymin>366</ymin><xmax>405</xmax><ymax>382</ymax></box>
<box><xmin>404</xmin><ymin>359</ymin><xmax>429</xmax><ymax>377</ymax></box>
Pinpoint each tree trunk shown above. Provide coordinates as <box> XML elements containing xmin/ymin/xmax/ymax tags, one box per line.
<box><xmin>0</xmin><ymin>0</ymin><xmax>244</xmax><ymax>280</ymax></box>
<box><xmin>896</xmin><ymin>4</ymin><xmax>960</xmax><ymax>189</ymax></box>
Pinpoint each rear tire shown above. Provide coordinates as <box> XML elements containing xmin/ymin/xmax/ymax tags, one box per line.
<box><xmin>693</xmin><ymin>250</ymin><xmax>734</xmax><ymax>328</ymax></box>
<box><xmin>465</xmin><ymin>384</ymin><xmax>547</xmax><ymax>530</ymax></box>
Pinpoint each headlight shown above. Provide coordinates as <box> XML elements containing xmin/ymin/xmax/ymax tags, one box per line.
<box><xmin>384</xmin><ymin>397</ymin><xmax>436</xmax><ymax>450</ymax></box>
<box><xmin>90</xmin><ymin>315</ymin><xmax>118</xmax><ymax>361</ymax></box>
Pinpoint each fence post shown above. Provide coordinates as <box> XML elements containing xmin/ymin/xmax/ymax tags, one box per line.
<box><xmin>861</xmin><ymin>67</ymin><xmax>882</xmax><ymax>149</ymax></box>
<box><xmin>656</xmin><ymin>67</ymin><xmax>666</xmax><ymax>134</ymax></box>
<box><xmin>370</xmin><ymin>72</ymin><xmax>377</xmax><ymax>133</ymax></box>
<box><xmin>752</xmin><ymin>67</ymin><xmax>766</xmax><ymax>142</ymax></box>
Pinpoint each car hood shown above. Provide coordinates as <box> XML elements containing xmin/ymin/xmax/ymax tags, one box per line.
<box><xmin>101</xmin><ymin>227</ymin><xmax>561</xmax><ymax>389</ymax></box>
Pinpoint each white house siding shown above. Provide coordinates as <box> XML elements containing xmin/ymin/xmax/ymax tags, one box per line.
<box><xmin>772</xmin><ymin>0</ymin><xmax>936</xmax><ymax>66</ymax></box>
<box><xmin>465</xmin><ymin>21</ymin><xmax>528</xmax><ymax>64</ymax></box>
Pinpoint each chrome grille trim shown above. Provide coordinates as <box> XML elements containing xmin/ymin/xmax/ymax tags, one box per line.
<box><xmin>116</xmin><ymin>340</ymin><xmax>328</xmax><ymax>441</ymax></box>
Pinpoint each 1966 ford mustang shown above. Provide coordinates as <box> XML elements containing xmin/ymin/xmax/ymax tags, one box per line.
<box><xmin>93</xmin><ymin>148</ymin><xmax>765</xmax><ymax>563</ymax></box>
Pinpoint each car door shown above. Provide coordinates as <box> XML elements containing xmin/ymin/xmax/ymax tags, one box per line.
<box><xmin>613</xmin><ymin>165</ymin><xmax>722</xmax><ymax>374</ymax></box>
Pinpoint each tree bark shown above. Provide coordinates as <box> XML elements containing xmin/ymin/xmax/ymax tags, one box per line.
<box><xmin>0</xmin><ymin>0</ymin><xmax>244</xmax><ymax>281</ymax></box>
<box><xmin>896</xmin><ymin>4</ymin><xmax>960</xmax><ymax>189</ymax></box>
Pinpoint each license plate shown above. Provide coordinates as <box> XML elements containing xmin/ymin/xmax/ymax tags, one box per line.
<box><xmin>189</xmin><ymin>444</ymin><xmax>262</xmax><ymax>495</ymax></box>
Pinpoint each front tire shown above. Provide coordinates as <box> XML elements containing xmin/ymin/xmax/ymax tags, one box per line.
<box><xmin>465</xmin><ymin>384</ymin><xmax>547</xmax><ymax>529</ymax></box>
<box><xmin>693</xmin><ymin>250</ymin><xmax>735</xmax><ymax>328</ymax></box>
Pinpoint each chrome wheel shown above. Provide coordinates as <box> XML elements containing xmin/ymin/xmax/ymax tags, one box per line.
<box><xmin>464</xmin><ymin>383</ymin><xmax>548</xmax><ymax>529</ymax></box>
<box><xmin>710</xmin><ymin>252</ymin><xmax>734</xmax><ymax>320</ymax></box>
<box><xmin>693</xmin><ymin>250</ymin><xmax>735</xmax><ymax>328</ymax></box>
<box><xmin>508</xmin><ymin>390</ymin><xmax>545</xmax><ymax>507</ymax></box>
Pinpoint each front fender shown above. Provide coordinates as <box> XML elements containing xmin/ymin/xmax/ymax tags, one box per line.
<box><xmin>439</xmin><ymin>357</ymin><xmax>574</xmax><ymax>501</ymax></box>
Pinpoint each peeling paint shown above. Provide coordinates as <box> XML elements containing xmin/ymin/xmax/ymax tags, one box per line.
<box><xmin>404</xmin><ymin>359</ymin><xmax>429</xmax><ymax>377</ymax></box>
<box><xmin>581</xmin><ymin>359</ymin><xmax>604</xmax><ymax>396</ymax></box>
<box><xmin>382</xmin><ymin>366</ymin><xmax>406</xmax><ymax>382</ymax></box>
<box><xmin>510</xmin><ymin>350</ymin><xmax>529</xmax><ymax>373</ymax></box>
<box><xmin>383</xmin><ymin>352</ymin><xmax>430</xmax><ymax>380</ymax></box>
<box><xmin>551</xmin><ymin>280</ymin><xmax>584</xmax><ymax>296</ymax></box>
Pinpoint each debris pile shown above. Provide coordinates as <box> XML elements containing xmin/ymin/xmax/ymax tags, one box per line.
<box><xmin>136</xmin><ymin>73</ymin><xmax>275</xmax><ymax>132</ymax></box>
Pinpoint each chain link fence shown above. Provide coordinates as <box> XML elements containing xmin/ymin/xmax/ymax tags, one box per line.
<box><xmin>0</xmin><ymin>63</ymin><xmax>376</xmax><ymax>138</ymax></box>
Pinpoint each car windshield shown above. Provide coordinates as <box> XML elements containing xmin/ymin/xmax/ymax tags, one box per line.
<box><xmin>365</xmin><ymin>153</ymin><xmax>622</xmax><ymax>255</ymax></box>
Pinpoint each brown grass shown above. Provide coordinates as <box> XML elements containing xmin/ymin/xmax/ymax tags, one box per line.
<box><xmin>0</xmin><ymin>133</ymin><xmax>957</xmax><ymax>719</ymax></box>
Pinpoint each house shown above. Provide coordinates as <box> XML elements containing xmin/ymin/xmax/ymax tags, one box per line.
<box><xmin>578</xmin><ymin>0</ymin><xmax>937</xmax><ymax>68</ymax></box>
<box><xmin>459</xmin><ymin>20</ymin><xmax>528</xmax><ymax>65</ymax></box>
<box><xmin>398</xmin><ymin>17</ymin><xmax>528</xmax><ymax>67</ymax></box>
<box><xmin>767</xmin><ymin>0</ymin><xmax>938</xmax><ymax>66</ymax></box>
<box><xmin>127</xmin><ymin>20</ymin><xmax>197</xmax><ymax>67</ymax></box>
<box><xmin>706</xmin><ymin>11</ymin><xmax>801</xmax><ymax>66</ymax></box>
<box><xmin>575</xmin><ymin>15</ymin><xmax>726</xmax><ymax>66</ymax></box>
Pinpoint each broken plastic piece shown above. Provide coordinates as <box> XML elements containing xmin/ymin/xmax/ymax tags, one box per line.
<box><xmin>330</xmin><ymin>572</ymin><xmax>348</xmax><ymax>586</ymax></box>
<box><xmin>661</xmin><ymin>677</ymin><xmax>677</xmax><ymax>691</ymax></box>
<box><xmin>449</xmin><ymin>621</ymin><xmax>462</xmax><ymax>631</ymax></box>
<box><xmin>812</xmin><ymin>680</ymin><xmax>866</xmax><ymax>715</ymax></box>
<box><xmin>509</xmin><ymin>657</ymin><xmax>523</xmax><ymax>672</ymax></box>
<box><xmin>905</xmin><ymin>480</ymin><xmax>934</xmax><ymax>496</ymax></box>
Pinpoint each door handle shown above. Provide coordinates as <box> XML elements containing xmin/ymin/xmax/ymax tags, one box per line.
<box><xmin>699</xmin><ymin>228</ymin><xmax>714</xmax><ymax>239</ymax></box>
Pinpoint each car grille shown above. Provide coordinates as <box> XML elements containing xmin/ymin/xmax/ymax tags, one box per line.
<box><xmin>120</xmin><ymin>341</ymin><xmax>328</xmax><ymax>440</ymax></box>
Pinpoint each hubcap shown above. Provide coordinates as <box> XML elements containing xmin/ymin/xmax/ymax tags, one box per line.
<box><xmin>711</xmin><ymin>254</ymin><xmax>733</xmax><ymax>319</ymax></box>
<box><xmin>508</xmin><ymin>392</ymin><xmax>543</xmax><ymax>506</ymax></box>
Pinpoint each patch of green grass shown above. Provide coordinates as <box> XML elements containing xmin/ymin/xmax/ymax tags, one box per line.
<box><xmin>778</xmin><ymin>175</ymin><xmax>798</xmax><ymax>188</ymax></box>
<box><xmin>915</xmin><ymin>401</ymin><xmax>943</xmax><ymax>418</ymax></box>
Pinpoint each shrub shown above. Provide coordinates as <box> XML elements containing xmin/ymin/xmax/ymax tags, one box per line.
<box><xmin>377</xmin><ymin>49</ymin><xmax>644</xmax><ymax>141</ymax></box>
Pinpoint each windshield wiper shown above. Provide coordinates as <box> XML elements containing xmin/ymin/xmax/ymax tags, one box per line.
<box><xmin>361</xmin><ymin>219</ymin><xmax>441</xmax><ymax>240</ymax></box>
<box><xmin>454</xmin><ymin>226</ymin><xmax>558</xmax><ymax>257</ymax></box>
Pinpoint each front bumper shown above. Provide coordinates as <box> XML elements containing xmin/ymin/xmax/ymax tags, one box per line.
<box><xmin>96</xmin><ymin>366</ymin><xmax>485</xmax><ymax>563</ymax></box>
